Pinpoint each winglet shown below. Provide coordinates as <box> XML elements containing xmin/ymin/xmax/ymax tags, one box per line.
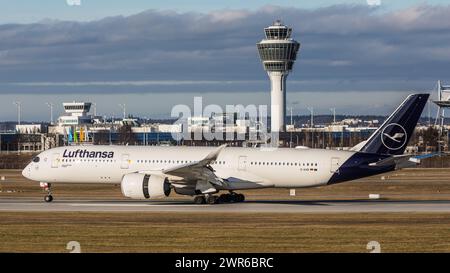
<box><xmin>202</xmin><ymin>144</ymin><xmax>227</xmax><ymax>164</ymax></box>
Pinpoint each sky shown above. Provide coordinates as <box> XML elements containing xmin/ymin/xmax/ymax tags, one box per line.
<box><xmin>1</xmin><ymin>0</ymin><xmax>449</xmax><ymax>23</ymax></box>
<box><xmin>0</xmin><ymin>0</ymin><xmax>448</xmax><ymax>121</ymax></box>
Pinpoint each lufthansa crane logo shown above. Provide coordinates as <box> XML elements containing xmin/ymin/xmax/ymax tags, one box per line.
<box><xmin>380</xmin><ymin>123</ymin><xmax>407</xmax><ymax>150</ymax></box>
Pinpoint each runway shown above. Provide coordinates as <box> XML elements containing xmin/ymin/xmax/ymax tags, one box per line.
<box><xmin>1</xmin><ymin>197</ymin><xmax>450</xmax><ymax>213</ymax></box>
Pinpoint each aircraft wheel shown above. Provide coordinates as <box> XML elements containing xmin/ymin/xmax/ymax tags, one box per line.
<box><xmin>229</xmin><ymin>193</ymin><xmax>239</xmax><ymax>203</ymax></box>
<box><xmin>44</xmin><ymin>195</ymin><xmax>53</xmax><ymax>203</ymax></box>
<box><xmin>216</xmin><ymin>195</ymin><xmax>224</xmax><ymax>204</ymax></box>
<box><xmin>206</xmin><ymin>195</ymin><xmax>218</xmax><ymax>205</ymax></box>
<box><xmin>194</xmin><ymin>196</ymin><xmax>206</xmax><ymax>204</ymax></box>
<box><xmin>219</xmin><ymin>194</ymin><xmax>230</xmax><ymax>203</ymax></box>
<box><xmin>237</xmin><ymin>194</ymin><xmax>245</xmax><ymax>202</ymax></box>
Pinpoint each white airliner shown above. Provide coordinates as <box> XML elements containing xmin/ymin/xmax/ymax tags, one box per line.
<box><xmin>23</xmin><ymin>94</ymin><xmax>429</xmax><ymax>204</ymax></box>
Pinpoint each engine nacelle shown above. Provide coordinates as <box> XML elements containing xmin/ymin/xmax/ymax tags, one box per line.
<box><xmin>120</xmin><ymin>173</ymin><xmax>171</xmax><ymax>199</ymax></box>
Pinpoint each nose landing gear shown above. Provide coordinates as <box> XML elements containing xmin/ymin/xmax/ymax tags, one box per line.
<box><xmin>40</xmin><ymin>182</ymin><xmax>53</xmax><ymax>203</ymax></box>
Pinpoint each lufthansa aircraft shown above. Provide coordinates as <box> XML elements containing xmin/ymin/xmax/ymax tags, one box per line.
<box><xmin>23</xmin><ymin>94</ymin><xmax>429</xmax><ymax>204</ymax></box>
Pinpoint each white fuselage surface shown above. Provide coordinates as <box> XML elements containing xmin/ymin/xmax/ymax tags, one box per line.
<box><xmin>23</xmin><ymin>145</ymin><xmax>355</xmax><ymax>189</ymax></box>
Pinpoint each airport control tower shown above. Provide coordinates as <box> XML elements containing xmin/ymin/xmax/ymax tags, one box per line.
<box><xmin>257</xmin><ymin>20</ymin><xmax>300</xmax><ymax>132</ymax></box>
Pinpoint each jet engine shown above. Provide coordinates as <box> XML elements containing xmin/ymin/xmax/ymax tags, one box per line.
<box><xmin>121</xmin><ymin>173</ymin><xmax>171</xmax><ymax>199</ymax></box>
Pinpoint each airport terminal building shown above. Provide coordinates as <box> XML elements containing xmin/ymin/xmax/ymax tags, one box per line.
<box><xmin>0</xmin><ymin>100</ymin><xmax>445</xmax><ymax>154</ymax></box>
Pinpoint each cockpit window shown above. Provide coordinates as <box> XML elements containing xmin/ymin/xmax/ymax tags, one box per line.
<box><xmin>32</xmin><ymin>157</ymin><xmax>40</xmax><ymax>163</ymax></box>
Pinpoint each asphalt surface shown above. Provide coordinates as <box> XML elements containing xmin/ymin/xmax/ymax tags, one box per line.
<box><xmin>1</xmin><ymin>197</ymin><xmax>450</xmax><ymax>213</ymax></box>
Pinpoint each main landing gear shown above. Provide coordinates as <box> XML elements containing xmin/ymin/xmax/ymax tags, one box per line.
<box><xmin>193</xmin><ymin>192</ymin><xmax>245</xmax><ymax>205</ymax></box>
<box><xmin>40</xmin><ymin>182</ymin><xmax>53</xmax><ymax>203</ymax></box>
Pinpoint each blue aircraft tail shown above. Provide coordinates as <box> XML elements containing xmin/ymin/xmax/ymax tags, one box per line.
<box><xmin>359</xmin><ymin>93</ymin><xmax>429</xmax><ymax>155</ymax></box>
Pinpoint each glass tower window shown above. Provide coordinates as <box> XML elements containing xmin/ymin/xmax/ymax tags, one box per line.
<box><xmin>264</xmin><ymin>27</ymin><xmax>292</xmax><ymax>40</ymax></box>
<box><xmin>257</xmin><ymin>43</ymin><xmax>300</xmax><ymax>62</ymax></box>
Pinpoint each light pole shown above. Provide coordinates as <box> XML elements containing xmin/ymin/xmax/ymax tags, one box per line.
<box><xmin>93</xmin><ymin>102</ymin><xmax>97</xmax><ymax>116</ymax></box>
<box><xmin>13</xmin><ymin>101</ymin><xmax>21</xmax><ymax>125</ymax></box>
<box><xmin>307</xmin><ymin>107</ymin><xmax>314</xmax><ymax>148</ymax></box>
<box><xmin>330</xmin><ymin>108</ymin><xmax>336</xmax><ymax>124</ymax></box>
<box><xmin>13</xmin><ymin>101</ymin><xmax>22</xmax><ymax>154</ymax></box>
<box><xmin>46</xmin><ymin>102</ymin><xmax>54</xmax><ymax>125</ymax></box>
<box><xmin>330</xmin><ymin>108</ymin><xmax>336</xmax><ymax>148</ymax></box>
<box><xmin>118</xmin><ymin>104</ymin><xmax>126</xmax><ymax>119</ymax></box>
<box><xmin>289</xmin><ymin>107</ymin><xmax>293</xmax><ymax>127</ymax></box>
<box><xmin>288</xmin><ymin>107</ymin><xmax>293</xmax><ymax>148</ymax></box>
<box><xmin>307</xmin><ymin>107</ymin><xmax>314</xmax><ymax>128</ymax></box>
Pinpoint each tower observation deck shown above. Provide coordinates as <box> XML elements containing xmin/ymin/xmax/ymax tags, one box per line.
<box><xmin>257</xmin><ymin>20</ymin><xmax>300</xmax><ymax>132</ymax></box>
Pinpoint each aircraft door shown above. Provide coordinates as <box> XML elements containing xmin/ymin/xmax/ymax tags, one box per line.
<box><xmin>330</xmin><ymin>157</ymin><xmax>340</xmax><ymax>173</ymax></box>
<box><xmin>238</xmin><ymin>156</ymin><xmax>247</xmax><ymax>171</ymax></box>
<box><xmin>51</xmin><ymin>153</ymin><xmax>60</xmax><ymax>168</ymax></box>
<box><xmin>121</xmin><ymin>154</ymin><xmax>130</xmax><ymax>169</ymax></box>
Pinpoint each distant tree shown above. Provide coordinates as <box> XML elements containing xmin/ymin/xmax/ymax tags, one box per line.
<box><xmin>93</xmin><ymin>130</ymin><xmax>110</xmax><ymax>145</ymax></box>
<box><xmin>422</xmin><ymin>127</ymin><xmax>439</xmax><ymax>148</ymax></box>
<box><xmin>118</xmin><ymin>125</ymin><xmax>136</xmax><ymax>145</ymax></box>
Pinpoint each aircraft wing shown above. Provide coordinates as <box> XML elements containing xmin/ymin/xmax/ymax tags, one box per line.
<box><xmin>368</xmin><ymin>154</ymin><xmax>419</xmax><ymax>169</ymax></box>
<box><xmin>161</xmin><ymin>144</ymin><xmax>227</xmax><ymax>187</ymax></box>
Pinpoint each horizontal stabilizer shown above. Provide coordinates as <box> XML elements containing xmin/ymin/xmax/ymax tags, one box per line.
<box><xmin>368</xmin><ymin>154</ymin><xmax>419</xmax><ymax>168</ymax></box>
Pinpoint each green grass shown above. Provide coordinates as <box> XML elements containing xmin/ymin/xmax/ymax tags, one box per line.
<box><xmin>0</xmin><ymin>212</ymin><xmax>449</xmax><ymax>253</ymax></box>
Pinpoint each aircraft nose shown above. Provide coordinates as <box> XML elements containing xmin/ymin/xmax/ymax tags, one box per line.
<box><xmin>22</xmin><ymin>164</ymin><xmax>32</xmax><ymax>180</ymax></box>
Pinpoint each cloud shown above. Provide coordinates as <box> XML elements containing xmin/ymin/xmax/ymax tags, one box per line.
<box><xmin>11</xmin><ymin>80</ymin><xmax>260</xmax><ymax>87</ymax></box>
<box><xmin>0</xmin><ymin>4</ymin><xmax>449</xmax><ymax>94</ymax></box>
